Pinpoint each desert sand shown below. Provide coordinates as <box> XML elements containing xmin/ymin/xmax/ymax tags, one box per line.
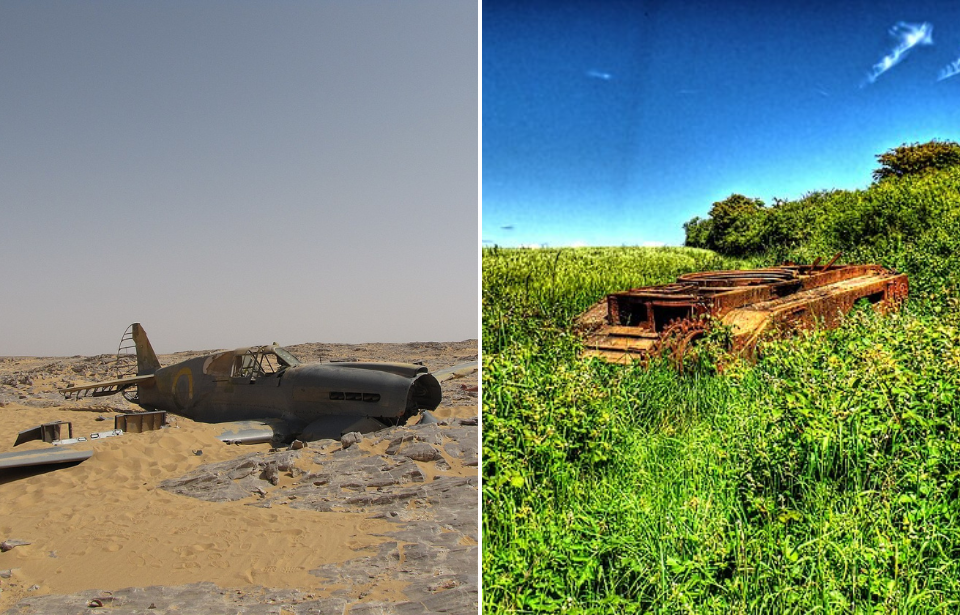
<box><xmin>0</xmin><ymin>340</ymin><xmax>477</xmax><ymax>614</ymax></box>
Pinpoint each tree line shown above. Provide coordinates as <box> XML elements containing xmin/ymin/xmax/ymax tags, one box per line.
<box><xmin>683</xmin><ymin>139</ymin><xmax>960</xmax><ymax>259</ymax></box>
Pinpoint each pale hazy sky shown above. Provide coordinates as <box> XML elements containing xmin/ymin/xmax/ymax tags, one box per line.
<box><xmin>1</xmin><ymin>2</ymin><xmax>478</xmax><ymax>356</ymax></box>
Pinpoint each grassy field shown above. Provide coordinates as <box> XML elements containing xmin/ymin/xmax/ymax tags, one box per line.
<box><xmin>482</xmin><ymin>245</ymin><xmax>960</xmax><ymax>613</ymax></box>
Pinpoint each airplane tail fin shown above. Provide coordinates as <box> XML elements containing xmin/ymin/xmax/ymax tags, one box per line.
<box><xmin>129</xmin><ymin>323</ymin><xmax>161</xmax><ymax>375</ymax></box>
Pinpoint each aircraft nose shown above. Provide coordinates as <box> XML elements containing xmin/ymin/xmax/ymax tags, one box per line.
<box><xmin>409</xmin><ymin>373</ymin><xmax>441</xmax><ymax>411</ymax></box>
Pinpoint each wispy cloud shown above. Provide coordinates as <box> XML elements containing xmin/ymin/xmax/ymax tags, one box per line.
<box><xmin>500</xmin><ymin>224</ymin><xmax>514</xmax><ymax>230</ymax></box>
<box><xmin>586</xmin><ymin>69</ymin><xmax>613</xmax><ymax>81</ymax></box>
<box><xmin>863</xmin><ymin>21</ymin><xmax>934</xmax><ymax>86</ymax></box>
<box><xmin>938</xmin><ymin>55</ymin><xmax>960</xmax><ymax>81</ymax></box>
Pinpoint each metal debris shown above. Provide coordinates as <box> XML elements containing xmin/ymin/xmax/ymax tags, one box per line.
<box><xmin>580</xmin><ymin>258</ymin><xmax>909</xmax><ymax>364</ymax></box>
<box><xmin>0</xmin><ymin>540</ymin><xmax>31</xmax><ymax>553</ymax></box>
<box><xmin>14</xmin><ymin>421</ymin><xmax>72</xmax><ymax>447</ymax></box>
<box><xmin>115</xmin><ymin>411</ymin><xmax>166</xmax><ymax>433</ymax></box>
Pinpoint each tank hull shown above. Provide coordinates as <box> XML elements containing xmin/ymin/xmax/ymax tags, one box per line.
<box><xmin>579</xmin><ymin>263</ymin><xmax>908</xmax><ymax>364</ymax></box>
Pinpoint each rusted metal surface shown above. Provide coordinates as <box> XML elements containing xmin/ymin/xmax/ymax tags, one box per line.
<box><xmin>13</xmin><ymin>421</ymin><xmax>73</xmax><ymax>447</ymax></box>
<box><xmin>580</xmin><ymin>258</ymin><xmax>909</xmax><ymax>364</ymax></box>
<box><xmin>115</xmin><ymin>411</ymin><xmax>167</xmax><ymax>434</ymax></box>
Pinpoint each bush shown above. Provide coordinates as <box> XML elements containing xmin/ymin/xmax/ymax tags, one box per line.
<box><xmin>872</xmin><ymin>140</ymin><xmax>960</xmax><ymax>182</ymax></box>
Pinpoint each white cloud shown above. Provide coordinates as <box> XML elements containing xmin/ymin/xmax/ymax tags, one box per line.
<box><xmin>864</xmin><ymin>21</ymin><xmax>934</xmax><ymax>85</ymax></box>
<box><xmin>939</xmin><ymin>55</ymin><xmax>960</xmax><ymax>81</ymax></box>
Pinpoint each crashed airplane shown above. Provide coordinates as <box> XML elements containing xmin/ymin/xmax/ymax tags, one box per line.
<box><xmin>58</xmin><ymin>323</ymin><xmax>448</xmax><ymax>443</ymax></box>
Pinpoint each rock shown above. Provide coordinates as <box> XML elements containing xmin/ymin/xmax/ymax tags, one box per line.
<box><xmin>274</xmin><ymin>451</ymin><xmax>300</xmax><ymax>473</ymax></box>
<box><xmin>159</xmin><ymin>455</ymin><xmax>272</xmax><ymax>502</ymax></box>
<box><xmin>341</xmin><ymin>432</ymin><xmax>362</xmax><ymax>449</ymax></box>
<box><xmin>0</xmin><ymin>539</ymin><xmax>31</xmax><ymax>552</ymax></box>
<box><xmin>290</xmin><ymin>439</ymin><xmax>306</xmax><ymax>450</ymax></box>
<box><xmin>399</xmin><ymin>442</ymin><xmax>441</xmax><ymax>462</ymax></box>
<box><xmin>4</xmin><ymin>582</ymin><xmax>354</xmax><ymax>614</ymax></box>
<box><xmin>260</xmin><ymin>461</ymin><xmax>280</xmax><ymax>486</ymax></box>
<box><xmin>0</xmin><ymin>569</ymin><xmax>15</xmax><ymax>578</ymax></box>
<box><xmin>143</xmin><ymin>420</ymin><xmax>479</xmax><ymax>612</ymax></box>
<box><xmin>226</xmin><ymin>458</ymin><xmax>260</xmax><ymax>480</ymax></box>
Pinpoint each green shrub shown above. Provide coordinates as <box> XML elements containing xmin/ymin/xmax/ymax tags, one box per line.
<box><xmin>873</xmin><ymin>140</ymin><xmax>960</xmax><ymax>182</ymax></box>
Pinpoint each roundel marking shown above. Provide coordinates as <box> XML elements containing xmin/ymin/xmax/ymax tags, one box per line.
<box><xmin>172</xmin><ymin>367</ymin><xmax>194</xmax><ymax>409</ymax></box>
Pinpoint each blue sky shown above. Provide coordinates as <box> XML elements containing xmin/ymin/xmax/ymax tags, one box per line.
<box><xmin>0</xmin><ymin>2</ymin><xmax>477</xmax><ymax>355</ymax></box>
<box><xmin>482</xmin><ymin>0</ymin><xmax>960</xmax><ymax>248</ymax></box>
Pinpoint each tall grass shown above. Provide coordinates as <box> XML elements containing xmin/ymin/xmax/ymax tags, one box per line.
<box><xmin>483</xmin><ymin>246</ymin><xmax>960</xmax><ymax>613</ymax></box>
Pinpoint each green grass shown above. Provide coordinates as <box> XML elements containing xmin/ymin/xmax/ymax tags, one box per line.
<box><xmin>482</xmin><ymin>246</ymin><xmax>960</xmax><ymax>614</ymax></box>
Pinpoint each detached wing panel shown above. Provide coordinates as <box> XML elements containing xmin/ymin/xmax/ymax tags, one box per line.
<box><xmin>432</xmin><ymin>360</ymin><xmax>478</xmax><ymax>383</ymax></box>
<box><xmin>59</xmin><ymin>374</ymin><xmax>156</xmax><ymax>400</ymax></box>
<box><xmin>0</xmin><ymin>447</ymin><xmax>93</xmax><ymax>470</ymax></box>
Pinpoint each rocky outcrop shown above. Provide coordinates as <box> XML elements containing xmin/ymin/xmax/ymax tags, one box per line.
<box><xmin>10</xmin><ymin>418</ymin><xmax>480</xmax><ymax>614</ymax></box>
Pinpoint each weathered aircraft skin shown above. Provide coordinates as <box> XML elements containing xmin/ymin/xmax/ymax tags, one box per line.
<box><xmin>61</xmin><ymin>324</ymin><xmax>442</xmax><ymax>441</ymax></box>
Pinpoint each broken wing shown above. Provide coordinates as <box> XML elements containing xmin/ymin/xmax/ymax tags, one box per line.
<box><xmin>60</xmin><ymin>374</ymin><xmax>156</xmax><ymax>400</ymax></box>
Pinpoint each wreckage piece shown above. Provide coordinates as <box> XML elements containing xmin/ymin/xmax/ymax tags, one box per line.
<box><xmin>53</xmin><ymin>429</ymin><xmax>122</xmax><ymax>446</ymax></box>
<box><xmin>432</xmin><ymin>360</ymin><xmax>479</xmax><ymax>382</ymax></box>
<box><xmin>114</xmin><ymin>411</ymin><xmax>167</xmax><ymax>433</ymax></box>
<box><xmin>59</xmin><ymin>324</ymin><xmax>450</xmax><ymax>443</ymax></box>
<box><xmin>0</xmin><ymin>447</ymin><xmax>93</xmax><ymax>470</ymax></box>
<box><xmin>579</xmin><ymin>260</ymin><xmax>908</xmax><ymax>364</ymax></box>
<box><xmin>14</xmin><ymin>421</ymin><xmax>73</xmax><ymax>447</ymax></box>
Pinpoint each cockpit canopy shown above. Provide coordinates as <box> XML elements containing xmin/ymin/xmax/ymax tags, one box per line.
<box><xmin>204</xmin><ymin>344</ymin><xmax>301</xmax><ymax>379</ymax></box>
<box><xmin>233</xmin><ymin>345</ymin><xmax>301</xmax><ymax>378</ymax></box>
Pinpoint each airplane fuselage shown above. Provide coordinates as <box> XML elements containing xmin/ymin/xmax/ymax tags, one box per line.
<box><xmin>136</xmin><ymin>347</ymin><xmax>440</xmax><ymax>436</ymax></box>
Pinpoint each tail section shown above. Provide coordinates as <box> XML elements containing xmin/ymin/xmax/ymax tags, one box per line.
<box><xmin>130</xmin><ymin>323</ymin><xmax>161</xmax><ymax>375</ymax></box>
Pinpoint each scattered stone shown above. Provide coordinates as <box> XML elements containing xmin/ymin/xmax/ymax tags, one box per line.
<box><xmin>67</xmin><ymin>407</ymin><xmax>480</xmax><ymax>613</ymax></box>
<box><xmin>428</xmin><ymin>578</ymin><xmax>461</xmax><ymax>592</ymax></box>
<box><xmin>0</xmin><ymin>569</ymin><xmax>15</xmax><ymax>579</ymax></box>
<box><xmin>341</xmin><ymin>432</ymin><xmax>362</xmax><ymax>449</ymax></box>
<box><xmin>274</xmin><ymin>451</ymin><xmax>300</xmax><ymax>473</ymax></box>
<box><xmin>290</xmin><ymin>439</ymin><xmax>306</xmax><ymax>450</ymax></box>
<box><xmin>0</xmin><ymin>539</ymin><xmax>31</xmax><ymax>552</ymax></box>
<box><xmin>399</xmin><ymin>442</ymin><xmax>441</xmax><ymax>462</ymax></box>
<box><xmin>227</xmin><ymin>458</ymin><xmax>260</xmax><ymax>480</ymax></box>
<box><xmin>260</xmin><ymin>461</ymin><xmax>280</xmax><ymax>486</ymax></box>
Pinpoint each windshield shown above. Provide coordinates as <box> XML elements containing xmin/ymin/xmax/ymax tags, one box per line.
<box><xmin>273</xmin><ymin>346</ymin><xmax>301</xmax><ymax>368</ymax></box>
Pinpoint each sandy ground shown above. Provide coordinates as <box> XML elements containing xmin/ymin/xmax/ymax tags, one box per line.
<box><xmin>0</xmin><ymin>341</ymin><xmax>477</xmax><ymax>612</ymax></box>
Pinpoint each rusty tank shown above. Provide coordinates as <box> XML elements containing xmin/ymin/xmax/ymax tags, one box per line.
<box><xmin>578</xmin><ymin>257</ymin><xmax>909</xmax><ymax>364</ymax></box>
